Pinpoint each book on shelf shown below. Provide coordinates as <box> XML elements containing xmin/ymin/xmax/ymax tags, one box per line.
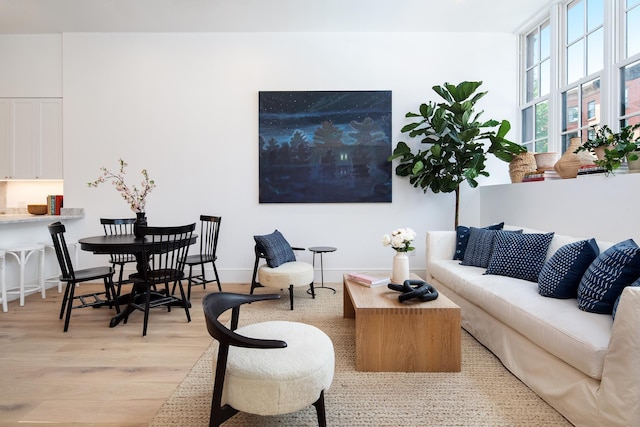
<box><xmin>347</xmin><ymin>272</ymin><xmax>390</xmax><ymax>287</ymax></box>
<box><xmin>577</xmin><ymin>164</ymin><xmax>607</xmax><ymax>176</ymax></box>
<box><xmin>47</xmin><ymin>195</ymin><xmax>64</xmax><ymax>215</ymax></box>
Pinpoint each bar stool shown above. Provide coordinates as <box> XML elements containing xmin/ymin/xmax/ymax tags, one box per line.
<box><xmin>3</xmin><ymin>243</ymin><xmax>45</xmax><ymax>306</ymax></box>
<box><xmin>0</xmin><ymin>251</ymin><xmax>7</xmax><ymax>312</ymax></box>
<box><xmin>42</xmin><ymin>241</ymin><xmax>79</xmax><ymax>293</ymax></box>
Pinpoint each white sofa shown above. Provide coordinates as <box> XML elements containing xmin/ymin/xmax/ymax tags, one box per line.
<box><xmin>425</xmin><ymin>227</ymin><xmax>640</xmax><ymax>427</ymax></box>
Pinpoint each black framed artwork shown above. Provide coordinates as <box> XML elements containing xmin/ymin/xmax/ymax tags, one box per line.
<box><xmin>258</xmin><ymin>90</ymin><xmax>392</xmax><ymax>203</ymax></box>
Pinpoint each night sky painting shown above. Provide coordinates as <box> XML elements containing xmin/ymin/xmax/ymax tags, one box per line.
<box><xmin>258</xmin><ymin>91</ymin><xmax>392</xmax><ymax>203</ymax></box>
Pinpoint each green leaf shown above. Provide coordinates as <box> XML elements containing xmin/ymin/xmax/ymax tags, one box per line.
<box><xmin>412</xmin><ymin>160</ymin><xmax>424</xmax><ymax>175</ymax></box>
<box><xmin>401</xmin><ymin>122</ymin><xmax>421</xmax><ymax>133</ymax></box>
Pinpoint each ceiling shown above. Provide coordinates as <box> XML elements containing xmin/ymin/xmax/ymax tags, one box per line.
<box><xmin>0</xmin><ymin>0</ymin><xmax>552</xmax><ymax>34</ymax></box>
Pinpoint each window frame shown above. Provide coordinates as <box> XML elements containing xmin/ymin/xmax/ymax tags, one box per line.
<box><xmin>517</xmin><ymin>0</ymin><xmax>638</xmax><ymax>154</ymax></box>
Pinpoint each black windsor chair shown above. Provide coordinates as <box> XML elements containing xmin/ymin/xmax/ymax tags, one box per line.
<box><xmin>48</xmin><ymin>221</ymin><xmax>120</xmax><ymax>332</ymax></box>
<box><xmin>126</xmin><ymin>223</ymin><xmax>195</xmax><ymax>336</ymax></box>
<box><xmin>175</xmin><ymin>215</ymin><xmax>222</xmax><ymax>300</ymax></box>
<box><xmin>100</xmin><ymin>218</ymin><xmax>137</xmax><ymax>296</ymax></box>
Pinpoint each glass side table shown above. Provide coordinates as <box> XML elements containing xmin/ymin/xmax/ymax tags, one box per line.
<box><xmin>307</xmin><ymin>246</ymin><xmax>337</xmax><ymax>294</ymax></box>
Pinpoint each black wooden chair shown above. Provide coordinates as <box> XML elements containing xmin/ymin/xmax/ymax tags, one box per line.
<box><xmin>202</xmin><ymin>292</ymin><xmax>334</xmax><ymax>427</ymax></box>
<box><xmin>48</xmin><ymin>221</ymin><xmax>120</xmax><ymax>332</ymax></box>
<box><xmin>126</xmin><ymin>223</ymin><xmax>195</xmax><ymax>336</ymax></box>
<box><xmin>177</xmin><ymin>215</ymin><xmax>222</xmax><ymax>300</ymax></box>
<box><xmin>100</xmin><ymin>217</ymin><xmax>136</xmax><ymax>296</ymax></box>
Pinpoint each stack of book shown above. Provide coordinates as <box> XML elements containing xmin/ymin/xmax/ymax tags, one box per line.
<box><xmin>577</xmin><ymin>164</ymin><xmax>606</xmax><ymax>177</ymax></box>
<box><xmin>347</xmin><ymin>272</ymin><xmax>390</xmax><ymax>288</ymax></box>
<box><xmin>47</xmin><ymin>195</ymin><xmax>64</xmax><ymax>215</ymax></box>
<box><xmin>522</xmin><ymin>171</ymin><xmax>545</xmax><ymax>182</ymax></box>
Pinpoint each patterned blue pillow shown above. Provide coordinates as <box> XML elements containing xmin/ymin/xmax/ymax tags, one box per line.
<box><xmin>461</xmin><ymin>228</ymin><xmax>521</xmax><ymax>268</ymax></box>
<box><xmin>538</xmin><ymin>239</ymin><xmax>600</xmax><ymax>298</ymax></box>
<box><xmin>253</xmin><ymin>230</ymin><xmax>296</xmax><ymax>268</ymax></box>
<box><xmin>578</xmin><ymin>239</ymin><xmax>640</xmax><ymax>314</ymax></box>
<box><xmin>453</xmin><ymin>222</ymin><xmax>504</xmax><ymax>260</ymax></box>
<box><xmin>612</xmin><ymin>278</ymin><xmax>640</xmax><ymax>319</ymax></box>
<box><xmin>485</xmin><ymin>231</ymin><xmax>554</xmax><ymax>282</ymax></box>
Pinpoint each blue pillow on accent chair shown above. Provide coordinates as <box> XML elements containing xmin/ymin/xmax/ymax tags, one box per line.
<box><xmin>253</xmin><ymin>230</ymin><xmax>296</xmax><ymax>268</ymax></box>
<box><xmin>453</xmin><ymin>222</ymin><xmax>504</xmax><ymax>260</ymax></box>
<box><xmin>538</xmin><ymin>239</ymin><xmax>600</xmax><ymax>298</ymax></box>
<box><xmin>485</xmin><ymin>231</ymin><xmax>555</xmax><ymax>282</ymax></box>
<box><xmin>577</xmin><ymin>239</ymin><xmax>640</xmax><ymax>314</ymax></box>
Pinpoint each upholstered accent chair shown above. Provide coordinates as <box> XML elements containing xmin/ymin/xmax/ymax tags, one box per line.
<box><xmin>250</xmin><ymin>230</ymin><xmax>315</xmax><ymax>310</ymax></box>
<box><xmin>202</xmin><ymin>292</ymin><xmax>334</xmax><ymax>427</ymax></box>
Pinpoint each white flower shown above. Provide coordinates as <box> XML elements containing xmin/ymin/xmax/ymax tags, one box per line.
<box><xmin>382</xmin><ymin>227</ymin><xmax>416</xmax><ymax>252</ymax></box>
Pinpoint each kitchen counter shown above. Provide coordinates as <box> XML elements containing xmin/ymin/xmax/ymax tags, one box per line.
<box><xmin>0</xmin><ymin>208</ymin><xmax>84</xmax><ymax>224</ymax></box>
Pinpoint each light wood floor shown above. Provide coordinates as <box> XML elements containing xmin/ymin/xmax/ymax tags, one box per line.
<box><xmin>0</xmin><ymin>281</ymin><xmax>249</xmax><ymax>427</ymax></box>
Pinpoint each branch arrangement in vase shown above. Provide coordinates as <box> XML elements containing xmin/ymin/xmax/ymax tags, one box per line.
<box><xmin>88</xmin><ymin>159</ymin><xmax>156</xmax><ymax>213</ymax></box>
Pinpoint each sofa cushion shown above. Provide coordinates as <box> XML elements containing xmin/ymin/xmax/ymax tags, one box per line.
<box><xmin>578</xmin><ymin>239</ymin><xmax>640</xmax><ymax>314</ymax></box>
<box><xmin>428</xmin><ymin>258</ymin><xmax>611</xmax><ymax>380</ymax></box>
<box><xmin>453</xmin><ymin>222</ymin><xmax>504</xmax><ymax>260</ymax></box>
<box><xmin>485</xmin><ymin>231</ymin><xmax>554</xmax><ymax>282</ymax></box>
<box><xmin>538</xmin><ymin>239</ymin><xmax>600</xmax><ymax>298</ymax></box>
<box><xmin>461</xmin><ymin>228</ymin><xmax>521</xmax><ymax>268</ymax></box>
<box><xmin>254</xmin><ymin>230</ymin><xmax>296</xmax><ymax>268</ymax></box>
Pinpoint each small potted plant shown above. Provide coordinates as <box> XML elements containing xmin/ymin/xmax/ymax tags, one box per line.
<box><xmin>575</xmin><ymin>124</ymin><xmax>640</xmax><ymax>174</ymax></box>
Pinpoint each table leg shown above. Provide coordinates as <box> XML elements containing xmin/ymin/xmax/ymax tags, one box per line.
<box><xmin>308</xmin><ymin>252</ymin><xmax>336</xmax><ymax>294</ymax></box>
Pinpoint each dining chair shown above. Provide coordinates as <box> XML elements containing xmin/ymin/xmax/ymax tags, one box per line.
<box><xmin>100</xmin><ymin>218</ymin><xmax>137</xmax><ymax>296</ymax></box>
<box><xmin>177</xmin><ymin>215</ymin><xmax>222</xmax><ymax>300</ymax></box>
<box><xmin>48</xmin><ymin>221</ymin><xmax>120</xmax><ymax>332</ymax></box>
<box><xmin>126</xmin><ymin>223</ymin><xmax>195</xmax><ymax>336</ymax></box>
<box><xmin>202</xmin><ymin>292</ymin><xmax>334</xmax><ymax>427</ymax></box>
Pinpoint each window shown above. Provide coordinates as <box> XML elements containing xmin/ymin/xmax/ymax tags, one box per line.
<box><xmin>618</xmin><ymin>0</ymin><xmax>640</xmax><ymax>128</ymax></box>
<box><xmin>518</xmin><ymin>0</ymin><xmax>640</xmax><ymax>154</ymax></box>
<box><xmin>521</xmin><ymin>21</ymin><xmax>551</xmax><ymax>152</ymax></box>
<box><xmin>561</xmin><ymin>0</ymin><xmax>603</xmax><ymax>151</ymax></box>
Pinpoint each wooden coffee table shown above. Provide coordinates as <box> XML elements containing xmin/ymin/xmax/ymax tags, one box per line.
<box><xmin>343</xmin><ymin>273</ymin><xmax>461</xmax><ymax>372</ymax></box>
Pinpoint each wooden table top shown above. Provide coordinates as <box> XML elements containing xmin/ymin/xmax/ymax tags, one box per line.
<box><xmin>343</xmin><ymin>273</ymin><xmax>459</xmax><ymax>313</ymax></box>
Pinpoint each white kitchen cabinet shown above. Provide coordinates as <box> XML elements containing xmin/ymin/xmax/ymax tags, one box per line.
<box><xmin>0</xmin><ymin>98</ymin><xmax>62</xmax><ymax>179</ymax></box>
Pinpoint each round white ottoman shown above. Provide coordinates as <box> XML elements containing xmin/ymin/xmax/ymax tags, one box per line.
<box><xmin>258</xmin><ymin>261</ymin><xmax>315</xmax><ymax>309</ymax></box>
<box><xmin>218</xmin><ymin>320</ymin><xmax>334</xmax><ymax>416</ymax></box>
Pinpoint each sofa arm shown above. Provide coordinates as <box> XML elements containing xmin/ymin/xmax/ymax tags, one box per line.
<box><xmin>425</xmin><ymin>231</ymin><xmax>456</xmax><ymax>265</ymax></box>
<box><xmin>599</xmin><ymin>286</ymin><xmax>640</xmax><ymax>426</ymax></box>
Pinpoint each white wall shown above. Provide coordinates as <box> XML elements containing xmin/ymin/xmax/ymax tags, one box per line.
<box><xmin>0</xmin><ymin>35</ymin><xmax>62</xmax><ymax>97</ymax></box>
<box><xmin>1</xmin><ymin>32</ymin><xmax>518</xmax><ymax>284</ymax></box>
<box><xmin>480</xmin><ymin>173</ymin><xmax>640</xmax><ymax>244</ymax></box>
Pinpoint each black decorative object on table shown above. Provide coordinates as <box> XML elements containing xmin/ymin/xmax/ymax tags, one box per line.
<box><xmin>388</xmin><ymin>279</ymin><xmax>439</xmax><ymax>303</ymax></box>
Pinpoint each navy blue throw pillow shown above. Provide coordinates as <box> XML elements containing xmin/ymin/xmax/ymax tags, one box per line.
<box><xmin>538</xmin><ymin>239</ymin><xmax>600</xmax><ymax>298</ymax></box>
<box><xmin>578</xmin><ymin>239</ymin><xmax>640</xmax><ymax>314</ymax></box>
<box><xmin>461</xmin><ymin>227</ymin><xmax>521</xmax><ymax>268</ymax></box>
<box><xmin>612</xmin><ymin>278</ymin><xmax>640</xmax><ymax>319</ymax></box>
<box><xmin>253</xmin><ymin>230</ymin><xmax>296</xmax><ymax>268</ymax></box>
<box><xmin>453</xmin><ymin>222</ymin><xmax>504</xmax><ymax>260</ymax></box>
<box><xmin>485</xmin><ymin>231</ymin><xmax>554</xmax><ymax>282</ymax></box>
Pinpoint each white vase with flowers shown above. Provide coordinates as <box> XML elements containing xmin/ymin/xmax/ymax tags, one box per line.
<box><xmin>382</xmin><ymin>227</ymin><xmax>416</xmax><ymax>284</ymax></box>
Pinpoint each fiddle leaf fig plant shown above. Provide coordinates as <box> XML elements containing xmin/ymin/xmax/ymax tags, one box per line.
<box><xmin>389</xmin><ymin>81</ymin><xmax>525</xmax><ymax>228</ymax></box>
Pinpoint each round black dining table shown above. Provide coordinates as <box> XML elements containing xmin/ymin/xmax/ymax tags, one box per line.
<box><xmin>79</xmin><ymin>233</ymin><xmax>197</xmax><ymax>327</ymax></box>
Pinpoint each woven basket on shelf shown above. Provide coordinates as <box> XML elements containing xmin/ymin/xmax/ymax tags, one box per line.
<box><xmin>509</xmin><ymin>152</ymin><xmax>537</xmax><ymax>183</ymax></box>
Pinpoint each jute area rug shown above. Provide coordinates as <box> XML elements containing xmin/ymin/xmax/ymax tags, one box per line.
<box><xmin>150</xmin><ymin>283</ymin><xmax>570</xmax><ymax>426</ymax></box>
